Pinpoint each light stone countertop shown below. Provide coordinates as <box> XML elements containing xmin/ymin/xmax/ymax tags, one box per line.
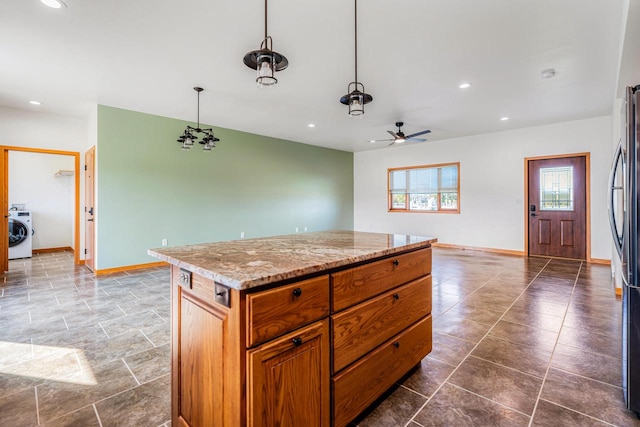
<box><xmin>147</xmin><ymin>230</ymin><xmax>437</xmax><ymax>291</ymax></box>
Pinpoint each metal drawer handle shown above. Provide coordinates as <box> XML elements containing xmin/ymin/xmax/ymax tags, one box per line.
<box><xmin>393</xmin><ymin>293</ymin><xmax>400</xmax><ymax>300</ymax></box>
<box><xmin>392</xmin><ymin>259</ymin><xmax>399</xmax><ymax>266</ymax></box>
<box><xmin>292</xmin><ymin>337</ymin><xmax>303</xmax><ymax>346</ymax></box>
<box><xmin>393</xmin><ymin>342</ymin><xmax>400</xmax><ymax>349</ymax></box>
<box><xmin>292</xmin><ymin>287</ymin><xmax>302</xmax><ymax>297</ymax></box>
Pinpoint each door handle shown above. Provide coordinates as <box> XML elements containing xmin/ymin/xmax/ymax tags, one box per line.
<box><xmin>530</xmin><ymin>213</ymin><xmax>537</xmax><ymax>217</ymax></box>
<box><xmin>88</xmin><ymin>207</ymin><xmax>94</xmax><ymax>215</ymax></box>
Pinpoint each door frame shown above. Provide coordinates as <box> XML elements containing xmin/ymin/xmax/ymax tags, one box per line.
<box><xmin>0</xmin><ymin>146</ymin><xmax>81</xmax><ymax>271</ymax></box>
<box><xmin>524</xmin><ymin>152</ymin><xmax>591</xmax><ymax>261</ymax></box>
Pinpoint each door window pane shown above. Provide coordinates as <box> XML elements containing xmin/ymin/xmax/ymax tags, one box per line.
<box><xmin>539</xmin><ymin>166</ymin><xmax>574</xmax><ymax>210</ymax></box>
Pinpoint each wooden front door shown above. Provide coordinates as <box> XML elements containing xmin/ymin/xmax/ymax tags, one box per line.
<box><xmin>84</xmin><ymin>147</ymin><xmax>95</xmax><ymax>272</ymax></box>
<box><xmin>528</xmin><ymin>156</ymin><xmax>587</xmax><ymax>259</ymax></box>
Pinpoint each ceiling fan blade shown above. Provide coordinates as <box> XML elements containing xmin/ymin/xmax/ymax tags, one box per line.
<box><xmin>388</xmin><ymin>141</ymin><xmax>396</xmax><ymax>146</ymax></box>
<box><xmin>405</xmin><ymin>129</ymin><xmax>431</xmax><ymax>138</ymax></box>
<box><xmin>387</xmin><ymin>130</ymin><xmax>398</xmax><ymax>138</ymax></box>
<box><xmin>407</xmin><ymin>137</ymin><xmax>427</xmax><ymax>142</ymax></box>
<box><xmin>369</xmin><ymin>138</ymin><xmax>394</xmax><ymax>143</ymax></box>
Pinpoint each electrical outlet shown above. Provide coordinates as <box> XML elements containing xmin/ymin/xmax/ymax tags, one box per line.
<box><xmin>240</xmin><ymin>231</ymin><xmax>245</xmax><ymax>239</ymax></box>
<box><xmin>161</xmin><ymin>238</ymin><xmax>168</xmax><ymax>246</ymax></box>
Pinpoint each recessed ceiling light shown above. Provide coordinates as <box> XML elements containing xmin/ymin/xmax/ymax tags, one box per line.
<box><xmin>29</xmin><ymin>101</ymin><xmax>41</xmax><ymax>105</ymax></box>
<box><xmin>500</xmin><ymin>117</ymin><xmax>509</xmax><ymax>121</ymax></box>
<box><xmin>541</xmin><ymin>68</ymin><xmax>556</xmax><ymax>79</ymax></box>
<box><xmin>459</xmin><ymin>82</ymin><xmax>471</xmax><ymax>89</ymax></box>
<box><xmin>41</xmin><ymin>0</ymin><xmax>67</xmax><ymax>9</ymax></box>
<box><xmin>307</xmin><ymin>123</ymin><xmax>315</xmax><ymax>128</ymax></box>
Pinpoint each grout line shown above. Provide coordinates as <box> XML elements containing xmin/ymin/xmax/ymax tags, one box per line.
<box><xmin>54</xmin><ymin>295</ymin><xmax>61</xmax><ymax>306</ymax></box>
<box><xmin>151</xmin><ymin>308</ymin><xmax>166</xmax><ymax>322</ymax></box>
<box><xmin>116</xmin><ymin>304</ymin><xmax>128</xmax><ymax>316</ymax></box>
<box><xmin>405</xmin><ymin>258</ymin><xmax>553</xmax><ymax>427</ymax></box>
<box><xmin>83</xmin><ymin>299</ymin><xmax>92</xmax><ymax>311</ymax></box>
<box><xmin>537</xmin><ymin>398</ymin><xmax>618</xmax><ymax>426</ymax></box>
<box><xmin>139</xmin><ymin>328</ymin><xmax>157</xmax><ymax>347</ymax></box>
<box><xmin>93</xmin><ymin>403</ymin><xmax>104</xmax><ymax>427</ymax></box>
<box><xmin>547</xmin><ymin>365</ymin><xmax>624</xmax><ymax>390</ymax></box>
<box><xmin>122</xmin><ymin>358</ymin><xmax>141</xmax><ymax>386</ymax></box>
<box><xmin>447</xmin><ymin>382</ymin><xmax>532</xmax><ymax>418</ymax></box>
<box><xmin>62</xmin><ymin>315</ymin><xmax>69</xmax><ymax>331</ymax></box>
<box><xmin>34</xmin><ymin>386</ymin><xmax>40</xmax><ymax>426</ymax></box>
<box><xmin>98</xmin><ymin>322</ymin><xmax>110</xmax><ymax>339</ymax></box>
<box><xmin>526</xmin><ymin>261</ymin><xmax>583</xmax><ymax>427</ymax></box>
<box><xmin>129</xmin><ymin>290</ymin><xmax>141</xmax><ymax>301</ymax></box>
<box><xmin>28</xmin><ymin>310</ymin><xmax>32</xmax><ymax>324</ymax></box>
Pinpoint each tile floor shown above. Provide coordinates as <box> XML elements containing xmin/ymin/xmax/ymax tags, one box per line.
<box><xmin>0</xmin><ymin>249</ymin><xmax>639</xmax><ymax>426</ymax></box>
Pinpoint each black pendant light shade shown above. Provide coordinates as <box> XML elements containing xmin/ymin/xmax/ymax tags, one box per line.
<box><xmin>177</xmin><ymin>87</ymin><xmax>220</xmax><ymax>152</ymax></box>
<box><xmin>243</xmin><ymin>0</ymin><xmax>288</xmax><ymax>88</ymax></box>
<box><xmin>340</xmin><ymin>0</ymin><xmax>372</xmax><ymax>117</ymax></box>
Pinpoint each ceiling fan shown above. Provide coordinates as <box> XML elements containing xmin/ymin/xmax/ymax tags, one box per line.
<box><xmin>369</xmin><ymin>122</ymin><xmax>431</xmax><ymax>146</ymax></box>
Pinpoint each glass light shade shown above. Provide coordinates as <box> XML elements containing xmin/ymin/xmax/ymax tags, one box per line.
<box><xmin>396</xmin><ymin>137</ymin><xmax>406</xmax><ymax>143</ymax></box>
<box><xmin>348</xmin><ymin>94</ymin><xmax>364</xmax><ymax>117</ymax></box>
<box><xmin>256</xmin><ymin>54</ymin><xmax>277</xmax><ymax>88</ymax></box>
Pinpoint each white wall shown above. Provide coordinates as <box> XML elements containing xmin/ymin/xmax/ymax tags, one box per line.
<box><xmin>0</xmin><ymin>106</ymin><xmax>88</xmax><ymax>257</ymax></box>
<box><xmin>354</xmin><ymin>116</ymin><xmax>612</xmax><ymax>260</ymax></box>
<box><xmin>9</xmin><ymin>152</ymin><xmax>74</xmax><ymax>250</ymax></box>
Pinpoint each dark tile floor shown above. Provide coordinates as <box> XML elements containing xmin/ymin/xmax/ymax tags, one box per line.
<box><xmin>0</xmin><ymin>249</ymin><xmax>639</xmax><ymax>426</ymax></box>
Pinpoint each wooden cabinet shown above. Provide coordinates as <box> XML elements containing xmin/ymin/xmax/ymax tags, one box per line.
<box><xmin>170</xmin><ymin>245</ymin><xmax>432</xmax><ymax>427</ymax></box>
<box><xmin>248</xmin><ymin>320</ymin><xmax>330</xmax><ymax>427</ymax></box>
<box><xmin>247</xmin><ymin>275</ymin><xmax>330</xmax><ymax>347</ymax></box>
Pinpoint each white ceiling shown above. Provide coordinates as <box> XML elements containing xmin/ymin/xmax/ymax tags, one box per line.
<box><xmin>0</xmin><ymin>0</ymin><xmax>629</xmax><ymax>152</ymax></box>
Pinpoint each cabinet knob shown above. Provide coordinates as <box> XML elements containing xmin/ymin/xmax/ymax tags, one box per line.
<box><xmin>393</xmin><ymin>293</ymin><xmax>400</xmax><ymax>300</ymax></box>
<box><xmin>292</xmin><ymin>287</ymin><xmax>302</xmax><ymax>297</ymax></box>
<box><xmin>393</xmin><ymin>342</ymin><xmax>400</xmax><ymax>349</ymax></box>
<box><xmin>292</xmin><ymin>337</ymin><xmax>303</xmax><ymax>346</ymax></box>
<box><xmin>392</xmin><ymin>259</ymin><xmax>399</xmax><ymax>266</ymax></box>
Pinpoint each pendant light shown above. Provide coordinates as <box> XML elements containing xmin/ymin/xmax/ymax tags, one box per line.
<box><xmin>243</xmin><ymin>0</ymin><xmax>289</xmax><ymax>88</ymax></box>
<box><xmin>340</xmin><ymin>0</ymin><xmax>372</xmax><ymax>117</ymax></box>
<box><xmin>177</xmin><ymin>87</ymin><xmax>220</xmax><ymax>151</ymax></box>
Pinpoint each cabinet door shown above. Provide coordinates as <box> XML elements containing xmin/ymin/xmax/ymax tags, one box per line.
<box><xmin>248</xmin><ymin>320</ymin><xmax>330</xmax><ymax>427</ymax></box>
<box><xmin>174</xmin><ymin>289</ymin><xmax>226</xmax><ymax>427</ymax></box>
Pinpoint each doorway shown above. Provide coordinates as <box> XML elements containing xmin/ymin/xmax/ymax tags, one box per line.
<box><xmin>0</xmin><ymin>146</ymin><xmax>80</xmax><ymax>272</ymax></box>
<box><xmin>525</xmin><ymin>153</ymin><xmax>590</xmax><ymax>260</ymax></box>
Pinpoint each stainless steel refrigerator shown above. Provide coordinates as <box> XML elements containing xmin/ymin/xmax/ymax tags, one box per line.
<box><xmin>610</xmin><ymin>84</ymin><xmax>640</xmax><ymax>413</ymax></box>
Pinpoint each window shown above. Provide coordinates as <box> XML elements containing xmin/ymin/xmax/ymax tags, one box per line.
<box><xmin>388</xmin><ymin>163</ymin><xmax>460</xmax><ymax>213</ymax></box>
<box><xmin>539</xmin><ymin>166</ymin><xmax>574</xmax><ymax>210</ymax></box>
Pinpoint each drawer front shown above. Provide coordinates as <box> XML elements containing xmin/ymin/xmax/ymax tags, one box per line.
<box><xmin>332</xmin><ymin>247</ymin><xmax>432</xmax><ymax>312</ymax></box>
<box><xmin>332</xmin><ymin>315</ymin><xmax>432</xmax><ymax>427</ymax></box>
<box><xmin>332</xmin><ymin>275</ymin><xmax>431</xmax><ymax>373</ymax></box>
<box><xmin>247</xmin><ymin>275</ymin><xmax>330</xmax><ymax>347</ymax></box>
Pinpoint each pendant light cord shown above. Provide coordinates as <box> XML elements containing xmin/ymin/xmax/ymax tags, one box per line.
<box><xmin>264</xmin><ymin>0</ymin><xmax>268</xmax><ymax>41</ymax></box>
<box><xmin>197</xmin><ymin>90</ymin><xmax>200</xmax><ymax>129</ymax></box>
<box><xmin>354</xmin><ymin>0</ymin><xmax>358</xmax><ymax>84</ymax></box>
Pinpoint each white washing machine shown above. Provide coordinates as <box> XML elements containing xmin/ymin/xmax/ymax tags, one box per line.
<box><xmin>8</xmin><ymin>211</ymin><xmax>33</xmax><ymax>259</ymax></box>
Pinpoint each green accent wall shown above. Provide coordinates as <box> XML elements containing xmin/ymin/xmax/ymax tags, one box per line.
<box><xmin>96</xmin><ymin>105</ymin><xmax>354</xmax><ymax>270</ymax></box>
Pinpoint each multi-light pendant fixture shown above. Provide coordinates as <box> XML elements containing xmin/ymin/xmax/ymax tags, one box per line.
<box><xmin>243</xmin><ymin>0</ymin><xmax>289</xmax><ymax>88</ymax></box>
<box><xmin>177</xmin><ymin>87</ymin><xmax>220</xmax><ymax>151</ymax></box>
<box><xmin>340</xmin><ymin>0</ymin><xmax>373</xmax><ymax>117</ymax></box>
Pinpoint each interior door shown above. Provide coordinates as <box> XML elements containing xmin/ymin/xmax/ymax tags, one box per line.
<box><xmin>84</xmin><ymin>147</ymin><xmax>95</xmax><ymax>272</ymax></box>
<box><xmin>528</xmin><ymin>156</ymin><xmax>587</xmax><ymax>259</ymax></box>
<box><xmin>0</xmin><ymin>149</ymin><xmax>7</xmax><ymax>272</ymax></box>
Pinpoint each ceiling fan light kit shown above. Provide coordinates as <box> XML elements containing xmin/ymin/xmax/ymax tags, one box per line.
<box><xmin>340</xmin><ymin>0</ymin><xmax>372</xmax><ymax>118</ymax></box>
<box><xmin>243</xmin><ymin>0</ymin><xmax>288</xmax><ymax>89</ymax></box>
<box><xmin>370</xmin><ymin>121</ymin><xmax>431</xmax><ymax>146</ymax></box>
<box><xmin>177</xmin><ymin>87</ymin><xmax>220</xmax><ymax>152</ymax></box>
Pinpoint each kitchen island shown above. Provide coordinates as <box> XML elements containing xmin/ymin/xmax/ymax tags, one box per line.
<box><xmin>148</xmin><ymin>230</ymin><xmax>436</xmax><ymax>427</ymax></box>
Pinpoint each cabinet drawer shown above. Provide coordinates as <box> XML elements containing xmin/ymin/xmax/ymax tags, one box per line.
<box><xmin>247</xmin><ymin>275</ymin><xmax>330</xmax><ymax>347</ymax></box>
<box><xmin>332</xmin><ymin>275</ymin><xmax>431</xmax><ymax>373</ymax></box>
<box><xmin>332</xmin><ymin>315</ymin><xmax>432</xmax><ymax>427</ymax></box>
<box><xmin>332</xmin><ymin>247</ymin><xmax>432</xmax><ymax>312</ymax></box>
